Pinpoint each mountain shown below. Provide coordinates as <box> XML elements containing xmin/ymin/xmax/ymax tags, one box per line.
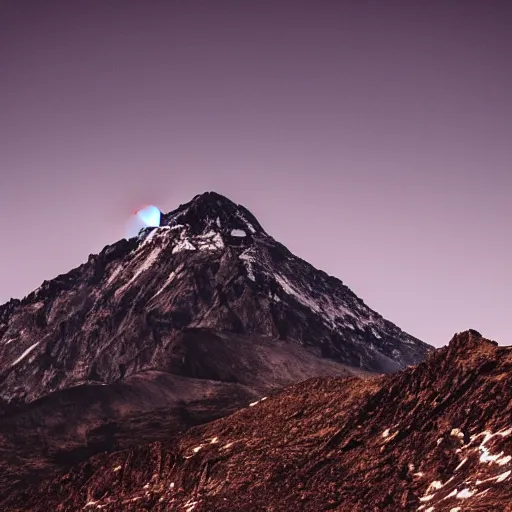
<box><xmin>0</xmin><ymin>192</ymin><xmax>429</xmax><ymax>404</ymax></box>
<box><xmin>7</xmin><ymin>330</ymin><xmax>511</xmax><ymax>512</ymax></box>
<box><xmin>0</xmin><ymin>191</ymin><xmax>431</xmax><ymax>501</ymax></box>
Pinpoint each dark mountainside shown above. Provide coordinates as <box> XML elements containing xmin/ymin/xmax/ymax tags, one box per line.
<box><xmin>0</xmin><ymin>192</ymin><xmax>431</xmax><ymax>505</ymax></box>
<box><xmin>0</xmin><ymin>192</ymin><xmax>429</xmax><ymax>405</ymax></box>
<box><xmin>8</xmin><ymin>331</ymin><xmax>512</xmax><ymax>512</ymax></box>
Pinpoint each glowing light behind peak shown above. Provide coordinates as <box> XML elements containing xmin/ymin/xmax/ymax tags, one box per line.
<box><xmin>137</xmin><ymin>205</ymin><xmax>161</xmax><ymax>227</ymax></box>
<box><xmin>125</xmin><ymin>205</ymin><xmax>161</xmax><ymax>239</ymax></box>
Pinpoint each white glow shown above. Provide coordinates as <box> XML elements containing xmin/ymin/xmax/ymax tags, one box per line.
<box><xmin>125</xmin><ymin>205</ymin><xmax>161</xmax><ymax>238</ymax></box>
<box><xmin>137</xmin><ymin>205</ymin><xmax>161</xmax><ymax>227</ymax></box>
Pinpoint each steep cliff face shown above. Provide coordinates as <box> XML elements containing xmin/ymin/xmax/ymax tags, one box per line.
<box><xmin>0</xmin><ymin>192</ymin><xmax>430</xmax><ymax>405</ymax></box>
<box><xmin>9</xmin><ymin>331</ymin><xmax>512</xmax><ymax>512</ymax></box>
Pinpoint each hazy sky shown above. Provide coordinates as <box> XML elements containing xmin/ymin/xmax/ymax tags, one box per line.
<box><xmin>1</xmin><ymin>1</ymin><xmax>510</xmax><ymax>347</ymax></box>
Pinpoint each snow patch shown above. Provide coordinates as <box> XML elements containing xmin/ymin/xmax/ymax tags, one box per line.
<box><xmin>381</xmin><ymin>429</ymin><xmax>398</xmax><ymax>441</ymax></box>
<box><xmin>172</xmin><ymin>239</ymin><xmax>196</xmax><ymax>254</ymax></box>
<box><xmin>456</xmin><ymin>488</ymin><xmax>474</xmax><ymax>499</ymax></box>
<box><xmin>183</xmin><ymin>444</ymin><xmax>203</xmax><ymax>459</ymax></box>
<box><xmin>11</xmin><ymin>342</ymin><xmax>39</xmax><ymax>367</ymax></box>
<box><xmin>239</xmin><ymin>250</ymin><xmax>256</xmax><ymax>281</ymax></box>
<box><xmin>463</xmin><ymin>429</ymin><xmax>512</xmax><ymax>466</ymax></box>
<box><xmin>106</xmin><ymin>265</ymin><xmax>123</xmax><ymax>285</ymax></box>
<box><xmin>272</xmin><ymin>273</ymin><xmax>373</xmax><ymax>333</ymax></box>
<box><xmin>141</xmin><ymin>228</ymin><xmax>158</xmax><ymax>245</ymax></box>
<box><xmin>185</xmin><ymin>501</ymin><xmax>198</xmax><ymax>512</ymax></box>
<box><xmin>249</xmin><ymin>397</ymin><xmax>267</xmax><ymax>407</ymax></box>
<box><xmin>125</xmin><ymin>245</ymin><xmax>163</xmax><ymax>288</ymax></box>
<box><xmin>237</xmin><ymin>213</ymin><xmax>256</xmax><ymax>233</ymax></box>
<box><xmin>371</xmin><ymin>328</ymin><xmax>382</xmax><ymax>339</ymax></box>
<box><xmin>196</xmin><ymin>231</ymin><xmax>224</xmax><ymax>251</ymax></box>
<box><xmin>426</xmin><ymin>481</ymin><xmax>443</xmax><ymax>493</ymax></box>
<box><xmin>274</xmin><ymin>273</ymin><xmax>322</xmax><ymax>314</ymax></box>
<box><xmin>153</xmin><ymin>271</ymin><xmax>176</xmax><ymax>299</ymax></box>
<box><xmin>498</xmin><ymin>454</ymin><xmax>512</xmax><ymax>466</ymax></box>
<box><xmin>496</xmin><ymin>470</ymin><xmax>511</xmax><ymax>482</ymax></box>
<box><xmin>450</xmin><ymin>428</ymin><xmax>464</xmax><ymax>439</ymax></box>
<box><xmin>139</xmin><ymin>226</ymin><xmax>171</xmax><ymax>247</ymax></box>
<box><xmin>455</xmin><ymin>457</ymin><xmax>467</xmax><ymax>471</ymax></box>
<box><xmin>231</xmin><ymin>229</ymin><xmax>246</xmax><ymax>237</ymax></box>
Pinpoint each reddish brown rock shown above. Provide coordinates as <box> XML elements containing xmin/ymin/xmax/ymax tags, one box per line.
<box><xmin>4</xmin><ymin>330</ymin><xmax>511</xmax><ymax>511</ymax></box>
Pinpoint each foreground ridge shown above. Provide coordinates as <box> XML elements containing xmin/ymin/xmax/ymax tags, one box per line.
<box><xmin>8</xmin><ymin>331</ymin><xmax>512</xmax><ymax>511</ymax></box>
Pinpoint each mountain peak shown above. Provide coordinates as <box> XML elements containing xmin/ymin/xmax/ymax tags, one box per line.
<box><xmin>160</xmin><ymin>191</ymin><xmax>264</xmax><ymax>236</ymax></box>
<box><xmin>448</xmin><ymin>329</ymin><xmax>496</xmax><ymax>351</ymax></box>
<box><xmin>191</xmin><ymin>191</ymin><xmax>234</xmax><ymax>205</ymax></box>
<box><xmin>0</xmin><ymin>190</ymin><xmax>431</xmax><ymax>408</ymax></box>
<box><xmin>448</xmin><ymin>329</ymin><xmax>497</xmax><ymax>358</ymax></box>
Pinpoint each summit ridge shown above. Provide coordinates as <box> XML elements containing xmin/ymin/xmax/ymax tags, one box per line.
<box><xmin>160</xmin><ymin>191</ymin><xmax>264</xmax><ymax>237</ymax></box>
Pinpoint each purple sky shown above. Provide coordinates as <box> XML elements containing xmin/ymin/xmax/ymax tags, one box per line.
<box><xmin>1</xmin><ymin>1</ymin><xmax>511</xmax><ymax>347</ymax></box>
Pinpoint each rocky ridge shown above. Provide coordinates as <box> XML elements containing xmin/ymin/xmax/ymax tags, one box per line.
<box><xmin>8</xmin><ymin>330</ymin><xmax>512</xmax><ymax>512</ymax></box>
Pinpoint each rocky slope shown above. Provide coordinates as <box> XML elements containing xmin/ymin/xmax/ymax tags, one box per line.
<box><xmin>8</xmin><ymin>330</ymin><xmax>512</xmax><ymax>512</ymax></box>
